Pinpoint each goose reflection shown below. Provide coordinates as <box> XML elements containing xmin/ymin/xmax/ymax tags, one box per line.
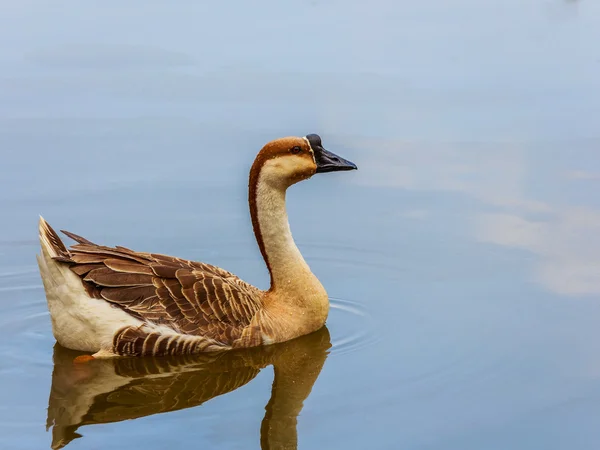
<box><xmin>46</xmin><ymin>326</ymin><xmax>331</xmax><ymax>449</ymax></box>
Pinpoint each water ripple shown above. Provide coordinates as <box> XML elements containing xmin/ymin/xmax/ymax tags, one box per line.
<box><xmin>0</xmin><ymin>264</ymin><xmax>52</xmax><ymax>368</ymax></box>
<box><xmin>329</xmin><ymin>296</ymin><xmax>379</xmax><ymax>356</ymax></box>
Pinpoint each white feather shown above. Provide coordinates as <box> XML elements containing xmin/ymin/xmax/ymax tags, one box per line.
<box><xmin>37</xmin><ymin>217</ymin><xmax>141</xmax><ymax>356</ymax></box>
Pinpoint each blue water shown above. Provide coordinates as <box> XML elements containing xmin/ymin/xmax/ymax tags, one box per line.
<box><xmin>1</xmin><ymin>1</ymin><xmax>600</xmax><ymax>449</ymax></box>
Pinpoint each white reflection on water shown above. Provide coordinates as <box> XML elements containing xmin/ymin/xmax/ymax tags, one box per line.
<box><xmin>477</xmin><ymin>209</ymin><xmax>600</xmax><ymax>295</ymax></box>
<box><xmin>344</xmin><ymin>137</ymin><xmax>600</xmax><ymax>296</ymax></box>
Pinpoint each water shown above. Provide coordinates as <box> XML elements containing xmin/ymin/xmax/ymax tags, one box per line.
<box><xmin>1</xmin><ymin>0</ymin><xmax>600</xmax><ymax>448</ymax></box>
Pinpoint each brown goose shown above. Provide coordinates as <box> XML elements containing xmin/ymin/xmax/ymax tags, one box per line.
<box><xmin>37</xmin><ymin>134</ymin><xmax>357</xmax><ymax>358</ymax></box>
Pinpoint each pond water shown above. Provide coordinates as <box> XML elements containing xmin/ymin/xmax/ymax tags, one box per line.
<box><xmin>1</xmin><ymin>1</ymin><xmax>600</xmax><ymax>449</ymax></box>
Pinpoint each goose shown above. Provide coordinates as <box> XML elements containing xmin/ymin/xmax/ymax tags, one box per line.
<box><xmin>37</xmin><ymin>134</ymin><xmax>357</xmax><ymax>358</ymax></box>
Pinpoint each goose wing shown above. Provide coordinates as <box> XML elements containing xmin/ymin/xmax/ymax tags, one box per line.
<box><xmin>57</xmin><ymin>230</ymin><xmax>264</xmax><ymax>347</ymax></box>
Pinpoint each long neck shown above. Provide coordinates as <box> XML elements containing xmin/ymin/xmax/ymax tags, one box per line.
<box><xmin>249</xmin><ymin>171</ymin><xmax>315</xmax><ymax>292</ymax></box>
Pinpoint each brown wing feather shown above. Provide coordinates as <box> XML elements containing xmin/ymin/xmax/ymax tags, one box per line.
<box><xmin>55</xmin><ymin>230</ymin><xmax>265</xmax><ymax>352</ymax></box>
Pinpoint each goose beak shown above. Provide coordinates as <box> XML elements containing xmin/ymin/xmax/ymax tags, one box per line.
<box><xmin>314</xmin><ymin>147</ymin><xmax>358</xmax><ymax>174</ymax></box>
<box><xmin>306</xmin><ymin>133</ymin><xmax>357</xmax><ymax>173</ymax></box>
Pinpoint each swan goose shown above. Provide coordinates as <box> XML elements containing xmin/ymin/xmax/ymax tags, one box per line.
<box><xmin>37</xmin><ymin>134</ymin><xmax>357</xmax><ymax>358</ymax></box>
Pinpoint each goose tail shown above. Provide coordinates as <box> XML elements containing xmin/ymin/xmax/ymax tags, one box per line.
<box><xmin>37</xmin><ymin>216</ymin><xmax>73</xmax><ymax>300</ymax></box>
<box><xmin>38</xmin><ymin>216</ymin><xmax>70</xmax><ymax>260</ymax></box>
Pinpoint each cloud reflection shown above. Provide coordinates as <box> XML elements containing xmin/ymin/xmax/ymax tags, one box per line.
<box><xmin>477</xmin><ymin>210</ymin><xmax>600</xmax><ymax>295</ymax></box>
<box><xmin>341</xmin><ymin>136</ymin><xmax>600</xmax><ymax>295</ymax></box>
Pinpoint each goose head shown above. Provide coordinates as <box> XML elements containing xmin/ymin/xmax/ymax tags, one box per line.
<box><xmin>251</xmin><ymin>134</ymin><xmax>357</xmax><ymax>188</ymax></box>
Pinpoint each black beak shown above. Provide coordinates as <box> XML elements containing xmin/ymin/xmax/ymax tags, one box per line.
<box><xmin>306</xmin><ymin>134</ymin><xmax>358</xmax><ymax>174</ymax></box>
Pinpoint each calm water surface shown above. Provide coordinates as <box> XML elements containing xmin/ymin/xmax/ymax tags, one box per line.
<box><xmin>1</xmin><ymin>1</ymin><xmax>600</xmax><ymax>449</ymax></box>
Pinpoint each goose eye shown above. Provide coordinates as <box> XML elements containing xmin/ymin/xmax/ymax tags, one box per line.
<box><xmin>290</xmin><ymin>146</ymin><xmax>302</xmax><ymax>155</ymax></box>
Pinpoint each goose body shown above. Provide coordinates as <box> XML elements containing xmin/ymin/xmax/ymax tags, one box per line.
<box><xmin>37</xmin><ymin>134</ymin><xmax>357</xmax><ymax>358</ymax></box>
